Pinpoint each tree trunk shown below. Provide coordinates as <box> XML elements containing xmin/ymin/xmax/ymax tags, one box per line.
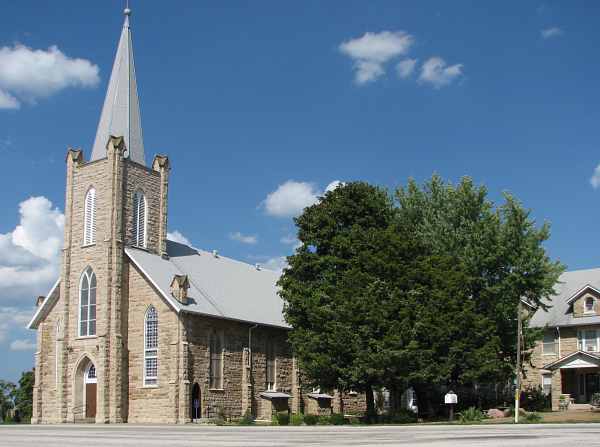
<box><xmin>365</xmin><ymin>385</ymin><xmax>376</xmax><ymax>422</ymax></box>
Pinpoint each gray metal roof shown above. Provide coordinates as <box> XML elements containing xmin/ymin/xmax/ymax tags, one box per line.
<box><xmin>529</xmin><ymin>267</ymin><xmax>600</xmax><ymax>328</ymax></box>
<box><xmin>91</xmin><ymin>10</ymin><xmax>145</xmax><ymax>165</ymax></box>
<box><xmin>125</xmin><ymin>240</ymin><xmax>288</xmax><ymax>328</ymax></box>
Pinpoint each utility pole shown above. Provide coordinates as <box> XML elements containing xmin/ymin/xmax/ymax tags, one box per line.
<box><xmin>514</xmin><ymin>300</ymin><xmax>523</xmax><ymax>424</ymax></box>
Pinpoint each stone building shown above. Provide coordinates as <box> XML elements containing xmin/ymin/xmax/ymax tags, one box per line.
<box><xmin>524</xmin><ymin>268</ymin><xmax>600</xmax><ymax>411</ymax></box>
<box><xmin>27</xmin><ymin>9</ymin><xmax>364</xmax><ymax>424</ymax></box>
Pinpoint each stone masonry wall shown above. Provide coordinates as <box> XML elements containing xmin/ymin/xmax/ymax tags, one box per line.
<box><xmin>126</xmin><ymin>261</ymin><xmax>180</xmax><ymax>423</ymax></box>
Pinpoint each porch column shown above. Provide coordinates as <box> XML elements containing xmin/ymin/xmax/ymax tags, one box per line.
<box><xmin>551</xmin><ymin>369</ymin><xmax>562</xmax><ymax>411</ymax></box>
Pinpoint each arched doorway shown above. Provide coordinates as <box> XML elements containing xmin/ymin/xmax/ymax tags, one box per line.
<box><xmin>84</xmin><ymin>363</ymin><xmax>97</xmax><ymax>418</ymax></box>
<box><xmin>73</xmin><ymin>356</ymin><xmax>97</xmax><ymax>421</ymax></box>
<box><xmin>191</xmin><ymin>383</ymin><xmax>201</xmax><ymax>421</ymax></box>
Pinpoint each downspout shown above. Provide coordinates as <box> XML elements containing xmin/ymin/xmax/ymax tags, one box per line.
<box><xmin>556</xmin><ymin>326</ymin><xmax>561</xmax><ymax>358</ymax></box>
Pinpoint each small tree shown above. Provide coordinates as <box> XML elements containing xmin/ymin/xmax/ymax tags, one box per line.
<box><xmin>13</xmin><ymin>371</ymin><xmax>34</xmax><ymax>423</ymax></box>
<box><xmin>0</xmin><ymin>380</ymin><xmax>16</xmax><ymax>422</ymax></box>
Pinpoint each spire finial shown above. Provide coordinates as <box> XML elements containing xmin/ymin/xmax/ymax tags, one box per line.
<box><xmin>124</xmin><ymin>0</ymin><xmax>131</xmax><ymax>16</ymax></box>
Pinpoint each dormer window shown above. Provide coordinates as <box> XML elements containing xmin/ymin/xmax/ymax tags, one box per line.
<box><xmin>585</xmin><ymin>297</ymin><xmax>595</xmax><ymax>314</ymax></box>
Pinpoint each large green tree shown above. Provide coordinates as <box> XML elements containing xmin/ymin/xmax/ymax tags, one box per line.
<box><xmin>280</xmin><ymin>177</ymin><xmax>564</xmax><ymax>418</ymax></box>
<box><xmin>279</xmin><ymin>182</ymin><xmax>407</xmax><ymax>418</ymax></box>
<box><xmin>13</xmin><ymin>370</ymin><xmax>33</xmax><ymax>423</ymax></box>
<box><xmin>0</xmin><ymin>380</ymin><xmax>16</xmax><ymax>422</ymax></box>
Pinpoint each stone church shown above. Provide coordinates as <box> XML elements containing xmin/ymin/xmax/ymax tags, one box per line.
<box><xmin>27</xmin><ymin>9</ymin><xmax>363</xmax><ymax>423</ymax></box>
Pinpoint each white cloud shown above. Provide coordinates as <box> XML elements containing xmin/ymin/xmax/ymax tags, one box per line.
<box><xmin>396</xmin><ymin>58</ymin><xmax>417</xmax><ymax>78</ymax></box>
<box><xmin>0</xmin><ymin>197</ymin><xmax>63</xmax><ymax>305</ymax></box>
<box><xmin>0</xmin><ymin>89</ymin><xmax>19</xmax><ymax>109</ymax></box>
<box><xmin>263</xmin><ymin>180</ymin><xmax>342</xmax><ymax>217</ymax></box>
<box><xmin>541</xmin><ymin>27</ymin><xmax>563</xmax><ymax>39</ymax></box>
<box><xmin>9</xmin><ymin>338</ymin><xmax>36</xmax><ymax>352</ymax></box>
<box><xmin>590</xmin><ymin>164</ymin><xmax>600</xmax><ymax>189</ymax></box>
<box><xmin>280</xmin><ymin>234</ymin><xmax>297</xmax><ymax>245</ymax></box>
<box><xmin>419</xmin><ymin>57</ymin><xmax>463</xmax><ymax>88</ymax></box>
<box><xmin>263</xmin><ymin>256</ymin><xmax>288</xmax><ymax>273</ymax></box>
<box><xmin>229</xmin><ymin>232</ymin><xmax>258</xmax><ymax>245</ymax></box>
<box><xmin>339</xmin><ymin>31</ymin><xmax>414</xmax><ymax>84</ymax></box>
<box><xmin>0</xmin><ymin>307</ymin><xmax>34</xmax><ymax>343</ymax></box>
<box><xmin>0</xmin><ymin>44</ymin><xmax>99</xmax><ymax>109</ymax></box>
<box><xmin>167</xmin><ymin>230</ymin><xmax>191</xmax><ymax>246</ymax></box>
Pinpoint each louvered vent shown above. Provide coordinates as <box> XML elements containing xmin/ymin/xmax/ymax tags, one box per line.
<box><xmin>133</xmin><ymin>191</ymin><xmax>147</xmax><ymax>248</ymax></box>
<box><xmin>83</xmin><ymin>188</ymin><xmax>96</xmax><ymax>245</ymax></box>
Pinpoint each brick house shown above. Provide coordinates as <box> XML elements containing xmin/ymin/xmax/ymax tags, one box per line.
<box><xmin>524</xmin><ymin>268</ymin><xmax>600</xmax><ymax>410</ymax></box>
<box><xmin>27</xmin><ymin>9</ymin><xmax>364</xmax><ymax>424</ymax></box>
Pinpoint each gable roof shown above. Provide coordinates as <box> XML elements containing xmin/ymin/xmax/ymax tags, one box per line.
<box><xmin>543</xmin><ymin>350</ymin><xmax>600</xmax><ymax>370</ymax></box>
<box><xmin>126</xmin><ymin>240</ymin><xmax>288</xmax><ymax>328</ymax></box>
<box><xmin>565</xmin><ymin>284</ymin><xmax>600</xmax><ymax>305</ymax></box>
<box><xmin>27</xmin><ymin>279</ymin><xmax>60</xmax><ymax>329</ymax></box>
<box><xmin>529</xmin><ymin>268</ymin><xmax>600</xmax><ymax>328</ymax></box>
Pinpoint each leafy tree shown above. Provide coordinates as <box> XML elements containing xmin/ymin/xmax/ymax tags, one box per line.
<box><xmin>394</xmin><ymin>176</ymin><xmax>564</xmax><ymax>413</ymax></box>
<box><xmin>13</xmin><ymin>370</ymin><xmax>34</xmax><ymax>423</ymax></box>
<box><xmin>0</xmin><ymin>380</ymin><xmax>16</xmax><ymax>422</ymax></box>
<box><xmin>280</xmin><ymin>176</ymin><xmax>564</xmax><ymax>418</ymax></box>
<box><xmin>279</xmin><ymin>182</ymin><xmax>404</xmax><ymax>419</ymax></box>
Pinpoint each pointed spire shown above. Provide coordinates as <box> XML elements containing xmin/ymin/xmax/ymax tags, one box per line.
<box><xmin>91</xmin><ymin>7</ymin><xmax>145</xmax><ymax>165</ymax></box>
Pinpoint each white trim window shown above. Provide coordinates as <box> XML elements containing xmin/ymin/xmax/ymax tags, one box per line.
<box><xmin>133</xmin><ymin>191</ymin><xmax>147</xmax><ymax>248</ymax></box>
<box><xmin>144</xmin><ymin>306</ymin><xmax>158</xmax><ymax>386</ymax></box>
<box><xmin>209</xmin><ymin>330</ymin><xmax>223</xmax><ymax>389</ymax></box>
<box><xmin>83</xmin><ymin>188</ymin><xmax>96</xmax><ymax>245</ymax></box>
<box><xmin>79</xmin><ymin>267</ymin><xmax>97</xmax><ymax>337</ymax></box>
<box><xmin>85</xmin><ymin>363</ymin><xmax>97</xmax><ymax>384</ymax></box>
<box><xmin>578</xmin><ymin>329</ymin><xmax>599</xmax><ymax>353</ymax></box>
<box><xmin>542</xmin><ymin>331</ymin><xmax>556</xmax><ymax>355</ymax></box>
<box><xmin>585</xmin><ymin>297</ymin><xmax>595</xmax><ymax>314</ymax></box>
<box><xmin>266</xmin><ymin>341</ymin><xmax>276</xmax><ymax>391</ymax></box>
<box><xmin>542</xmin><ymin>374</ymin><xmax>552</xmax><ymax>396</ymax></box>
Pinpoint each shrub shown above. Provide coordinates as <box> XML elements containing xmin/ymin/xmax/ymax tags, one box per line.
<box><xmin>521</xmin><ymin>386</ymin><xmax>551</xmax><ymax>412</ymax></box>
<box><xmin>238</xmin><ymin>410</ymin><xmax>254</xmax><ymax>426</ymax></box>
<box><xmin>457</xmin><ymin>407</ymin><xmax>486</xmax><ymax>424</ymax></box>
<box><xmin>317</xmin><ymin>415</ymin><xmax>332</xmax><ymax>425</ymax></box>
<box><xmin>329</xmin><ymin>413</ymin><xmax>346</xmax><ymax>425</ymax></box>
<box><xmin>276</xmin><ymin>412</ymin><xmax>290</xmax><ymax>426</ymax></box>
<box><xmin>304</xmin><ymin>414</ymin><xmax>319</xmax><ymax>425</ymax></box>
<box><xmin>591</xmin><ymin>393</ymin><xmax>600</xmax><ymax>407</ymax></box>
<box><xmin>388</xmin><ymin>409</ymin><xmax>418</xmax><ymax>424</ymax></box>
<box><xmin>290</xmin><ymin>413</ymin><xmax>304</xmax><ymax>426</ymax></box>
<box><xmin>523</xmin><ymin>412</ymin><xmax>542</xmax><ymax>423</ymax></box>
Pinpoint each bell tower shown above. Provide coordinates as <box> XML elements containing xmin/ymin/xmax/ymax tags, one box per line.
<box><xmin>51</xmin><ymin>8</ymin><xmax>170</xmax><ymax>423</ymax></box>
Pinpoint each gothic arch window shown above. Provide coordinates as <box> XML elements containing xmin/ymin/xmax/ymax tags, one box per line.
<box><xmin>133</xmin><ymin>190</ymin><xmax>147</xmax><ymax>248</ymax></box>
<box><xmin>83</xmin><ymin>187</ymin><xmax>96</xmax><ymax>245</ymax></box>
<box><xmin>79</xmin><ymin>267</ymin><xmax>97</xmax><ymax>337</ymax></box>
<box><xmin>209</xmin><ymin>330</ymin><xmax>223</xmax><ymax>389</ymax></box>
<box><xmin>144</xmin><ymin>306</ymin><xmax>158</xmax><ymax>386</ymax></box>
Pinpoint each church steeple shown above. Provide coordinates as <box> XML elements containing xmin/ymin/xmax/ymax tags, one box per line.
<box><xmin>90</xmin><ymin>7</ymin><xmax>145</xmax><ymax>165</ymax></box>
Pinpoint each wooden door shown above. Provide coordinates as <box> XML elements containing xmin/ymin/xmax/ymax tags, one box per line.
<box><xmin>86</xmin><ymin>383</ymin><xmax>97</xmax><ymax>418</ymax></box>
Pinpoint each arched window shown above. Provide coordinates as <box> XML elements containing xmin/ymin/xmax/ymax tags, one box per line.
<box><xmin>83</xmin><ymin>188</ymin><xmax>96</xmax><ymax>245</ymax></box>
<box><xmin>144</xmin><ymin>306</ymin><xmax>158</xmax><ymax>386</ymax></box>
<box><xmin>133</xmin><ymin>191</ymin><xmax>147</xmax><ymax>248</ymax></box>
<box><xmin>79</xmin><ymin>267</ymin><xmax>97</xmax><ymax>337</ymax></box>
<box><xmin>585</xmin><ymin>297</ymin><xmax>595</xmax><ymax>314</ymax></box>
<box><xmin>209</xmin><ymin>330</ymin><xmax>223</xmax><ymax>389</ymax></box>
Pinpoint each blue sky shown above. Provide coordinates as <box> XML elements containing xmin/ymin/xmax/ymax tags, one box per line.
<box><xmin>0</xmin><ymin>1</ymin><xmax>599</xmax><ymax>381</ymax></box>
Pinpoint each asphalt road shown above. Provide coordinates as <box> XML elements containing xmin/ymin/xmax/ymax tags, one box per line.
<box><xmin>1</xmin><ymin>423</ymin><xmax>600</xmax><ymax>447</ymax></box>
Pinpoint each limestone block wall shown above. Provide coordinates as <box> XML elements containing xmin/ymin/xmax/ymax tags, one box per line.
<box><xmin>123</xmin><ymin>161</ymin><xmax>162</xmax><ymax>254</ymax></box>
<box><xmin>185</xmin><ymin>314</ymin><xmax>294</xmax><ymax>421</ymax></box>
<box><xmin>126</xmin><ymin>261</ymin><xmax>180</xmax><ymax>423</ymax></box>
